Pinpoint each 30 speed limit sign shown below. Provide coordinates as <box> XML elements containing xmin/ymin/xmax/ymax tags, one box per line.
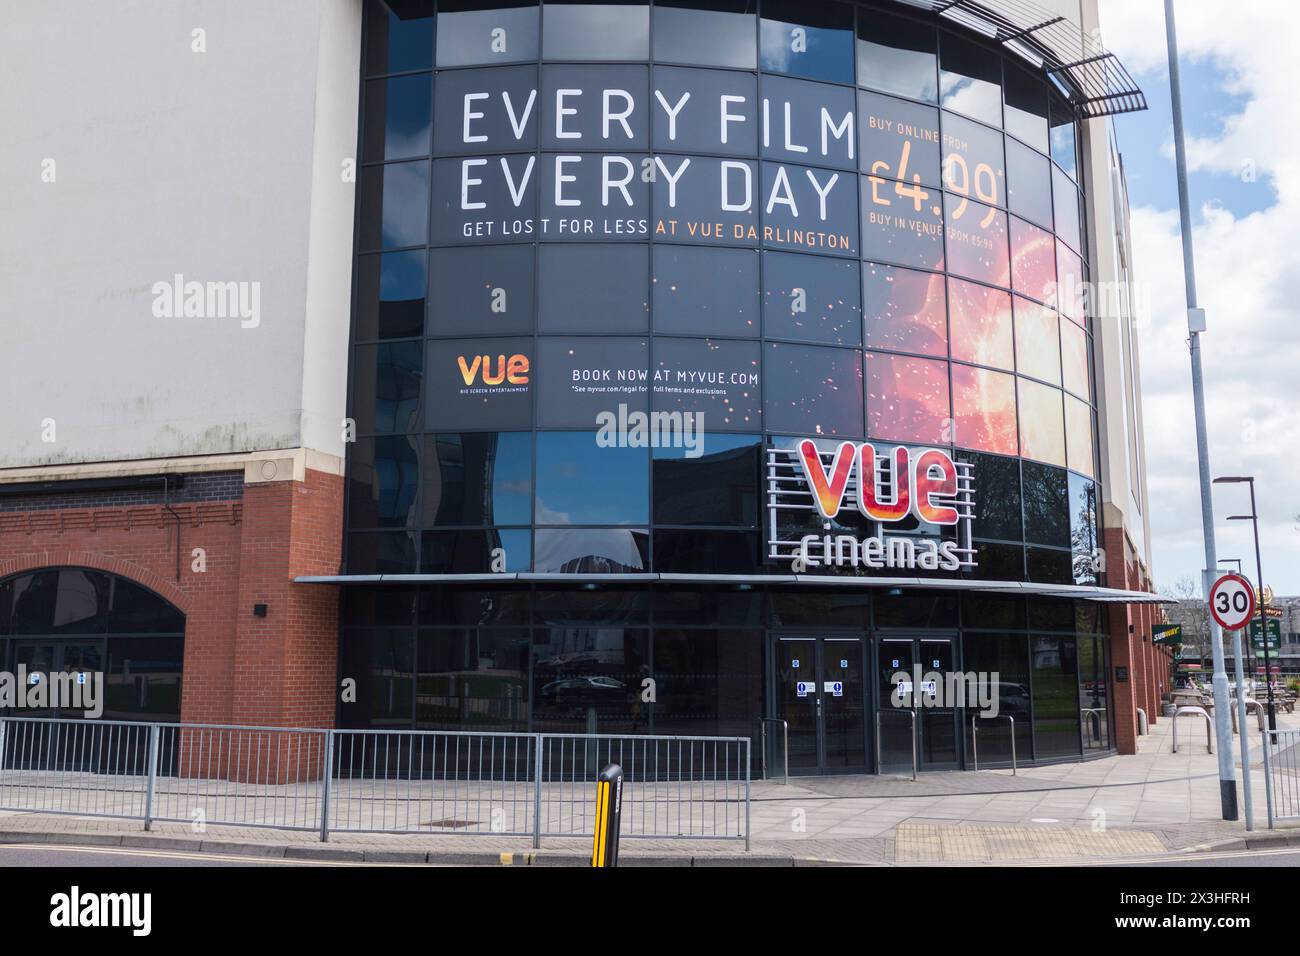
<box><xmin>1208</xmin><ymin>573</ymin><xmax>1256</xmax><ymax>631</ymax></box>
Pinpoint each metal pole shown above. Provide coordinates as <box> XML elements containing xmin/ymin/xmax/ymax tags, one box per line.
<box><xmin>1165</xmin><ymin>0</ymin><xmax>1237</xmax><ymax>820</ymax></box>
<box><xmin>531</xmin><ymin>734</ymin><xmax>543</xmax><ymax>850</ymax></box>
<box><xmin>1247</xmin><ymin>482</ymin><xmax>1276</xmax><ymax>729</ymax></box>
<box><xmin>319</xmin><ymin>730</ymin><xmax>335</xmax><ymax>843</ymax></box>
<box><xmin>1231</xmin><ymin>628</ymin><xmax>1253</xmax><ymax>830</ymax></box>
<box><xmin>143</xmin><ymin>724</ymin><xmax>160</xmax><ymax>831</ymax></box>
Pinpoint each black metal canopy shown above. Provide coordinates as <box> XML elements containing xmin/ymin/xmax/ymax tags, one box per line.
<box><xmin>892</xmin><ymin>0</ymin><xmax>1148</xmax><ymax>118</ymax></box>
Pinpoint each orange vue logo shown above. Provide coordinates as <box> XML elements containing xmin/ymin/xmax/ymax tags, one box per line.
<box><xmin>798</xmin><ymin>439</ymin><xmax>961</xmax><ymax>526</ymax></box>
<box><xmin>457</xmin><ymin>353</ymin><xmax>530</xmax><ymax>386</ymax></box>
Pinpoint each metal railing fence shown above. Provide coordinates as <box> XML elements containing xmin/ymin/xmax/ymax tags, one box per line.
<box><xmin>0</xmin><ymin>717</ymin><xmax>750</xmax><ymax>848</ymax></box>
<box><xmin>1261</xmin><ymin>728</ymin><xmax>1300</xmax><ymax>829</ymax></box>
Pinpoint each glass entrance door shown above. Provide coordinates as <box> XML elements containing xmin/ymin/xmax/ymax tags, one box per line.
<box><xmin>876</xmin><ymin>636</ymin><xmax>961</xmax><ymax>772</ymax></box>
<box><xmin>773</xmin><ymin>635</ymin><xmax>869</xmax><ymax>774</ymax></box>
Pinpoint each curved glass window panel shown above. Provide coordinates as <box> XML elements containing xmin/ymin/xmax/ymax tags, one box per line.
<box><xmin>654</xmin><ymin>245</ymin><xmax>760</xmax><ymax>337</ymax></box>
<box><xmin>1013</xmin><ymin>296</ymin><xmax>1061</xmax><ymax>386</ymax></box>
<box><xmin>1003</xmin><ymin>64</ymin><xmax>1049</xmax><ymax>153</ymax></box>
<box><xmin>651</xmin><ymin>155</ymin><xmax>758</xmax><ymax>246</ymax></box>
<box><xmin>941</xmin><ymin>111</ymin><xmax>1004</xmax><ymax>209</ymax></box>
<box><xmin>944</xmin><ymin>194</ymin><xmax>1008</xmax><ymax>287</ymax></box>
<box><xmin>1053</xmin><ymin>165</ymin><xmax>1083</xmax><ymax>253</ymax></box>
<box><xmin>1030</xmin><ymin>635</ymin><xmax>1081</xmax><ymax>754</ymax></box>
<box><xmin>353</xmin><ymin>340</ymin><xmax>423</xmax><ymax>434</ymax></box>
<box><xmin>534</xmin><ymin>529</ymin><xmax>650</xmax><ymax>573</ymax></box>
<box><xmin>856</xmin><ymin>6</ymin><xmax>938</xmax><ymax>103</ymax></box>
<box><xmin>1068</xmin><ymin>471</ymin><xmax>1099</xmax><ymax>584</ymax></box>
<box><xmin>537</xmin><ymin>336</ymin><xmax>649</xmax><ymax>427</ymax></box>
<box><xmin>1010</xmin><ymin>216</ymin><xmax>1056</xmax><ymax>306</ymax></box>
<box><xmin>1005</xmin><ymin>138</ymin><xmax>1052</xmax><ymax>229</ymax></box>
<box><xmin>1017</xmin><ymin>378</ymin><xmax>1066</xmax><ymax>469</ymax></box>
<box><xmin>864</xmin><ymin>351</ymin><xmax>950</xmax><ymax>445</ymax></box>
<box><xmin>653</xmin><ymin>530</ymin><xmax>760</xmax><ymax>573</ymax></box>
<box><xmin>436</xmin><ymin>0</ymin><xmax>539</xmax><ymax>67</ymax></box>
<box><xmin>1056</xmin><ymin>240</ymin><xmax>1086</xmax><ymax>326</ymax></box>
<box><xmin>1050</xmin><ymin>99</ymin><xmax>1078</xmax><ymax>181</ymax></box>
<box><xmin>542</xmin><ymin>66</ymin><xmax>649</xmax><ymax>150</ymax></box>
<box><xmin>360</xmin><ymin>160</ymin><xmax>429</xmax><ymax>250</ymax></box>
<box><xmin>652</xmin><ymin>433</ymin><xmax>761</xmax><ymax>526</ymax></box>
<box><xmin>761</xmin><ymin>162</ymin><xmax>858</xmax><ymax>257</ymax></box>
<box><xmin>967</xmin><ymin>542</ymin><xmax>1024</xmax><ymax>580</ymax></box>
<box><xmin>861</xmin><ymin>174</ymin><xmax>944</xmax><ymax>270</ymax></box>
<box><xmin>415</xmin><ymin>628</ymin><xmax>531</xmax><ymax>730</ymax></box>
<box><xmin>862</xmin><ymin>262</ymin><xmax>946</xmax><ymax>357</ymax></box>
<box><xmin>539</xmin><ymin>244</ymin><xmax>649</xmax><ymax>333</ymax></box>
<box><xmin>948</xmin><ymin>278</ymin><xmax>1013</xmax><ymax>371</ymax></box>
<box><xmin>429</xmin><ymin>244</ymin><xmax>535</xmax><ymax>336</ymax></box>
<box><xmin>433</xmin><ymin>64</ymin><xmax>539</xmax><ymax>155</ymax></box>
<box><xmin>356</xmin><ymin>250</ymin><xmax>426</xmax><ymax>340</ymax></box>
<box><xmin>955</xmin><ymin>449</ymin><xmax>1021</xmax><ymax>540</ymax></box>
<box><xmin>1065</xmin><ymin>395</ymin><xmax>1095</xmax><ymax>478</ymax></box>
<box><xmin>653</xmin><ymin>0</ymin><xmax>758</xmax><ymax>69</ymax></box>
<box><xmin>346</xmin><ymin>530</ymin><xmax>419</xmax><ymax>574</ymax></box>
<box><xmin>1060</xmin><ymin>318</ymin><xmax>1090</xmax><ymax>399</ymax></box>
<box><xmin>951</xmin><ymin>364</ymin><xmax>1017</xmax><ymax>455</ymax></box>
<box><xmin>859</xmin><ymin>91</ymin><xmax>941</xmax><ymax>189</ymax></box>
<box><xmin>761</xmin><ymin>75</ymin><xmax>857</xmax><ymax>171</ymax></box>
<box><xmin>1022</xmin><ymin>459</ymin><xmax>1069</xmax><ymax>548</ymax></box>
<box><xmin>1027</xmin><ymin>548</ymin><xmax>1074</xmax><ymax>587</ymax></box>
<box><xmin>364</xmin><ymin>75</ymin><xmax>432</xmax><ymax>162</ymax></box>
<box><xmin>365</xmin><ymin>0</ymin><xmax>433</xmax><ymax>75</ymax></box>
<box><xmin>424</xmin><ymin>336</ymin><xmax>532</xmax><ymax>431</ymax></box>
<box><xmin>349</xmin><ymin>435</ymin><xmax>420</xmax><ymax>529</ymax></box>
<box><xmin>430</xmin><ymin>155</ymin><xmax>538</xmax><ymax>245</ymax></box>
<box><xmin>651</xmin><ymin>67</ymin><xmax>758</xmax><ymax>156</ymax></box>
<box><xmin>763</xmin><ymin>251</ymin><xmax>861</xmax><ymax>346</ymax></box>
<box><xmin>539</xmin><ymin>153</ymin><xmax>650</xmax><ymax>238</ymax></box>
<box><xmin>764</xmin><ymin>342</ymin><xmax>864</xmax><ymax>438</ymax></box>
<box><xmin>759</xmin><ymin>0</ymin><xmax>855</xmax><ymax>84</ymax></box>
<box><xmin>651</xmin><ymin>336</ymin><xmax>761</xmax><ymax>429</ymax></box>
<box><xmin>939</xmin><ymin>32</ymin><xmax>1002</xmax><ymax>128</ymax></box>
<box><xmin>423</xmin><ymin>431</ymin><xmax>532</xmax><ymax>526</ymax></box>
<box><xmin>421</xmin><ymin>529</ymin><xmax>531</xmax><ymax>572</ymax></box>
<box><xmin>535</xmin><ymin>432</ymin><xmax>648</xmax><ymax>526</ymax></box>
<box><xmin>542</xmin><ymin>2</ymin><xmax>649</xmax><ymax>60</ymax></box>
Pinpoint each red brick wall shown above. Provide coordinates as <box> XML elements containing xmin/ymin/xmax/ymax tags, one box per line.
<box><xmin>1103</xmin><ymin>526</ymin><xmax>1161</xmax><ymax>755</ymax></box>
<box><xmin>0</xmin><ymin>468</ymin><xmax>343</xmax><ymax>730</ymax></box>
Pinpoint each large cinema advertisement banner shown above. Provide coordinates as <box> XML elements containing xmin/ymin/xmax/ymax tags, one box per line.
<box><xmin>429</xmin><ymin>66</ymin><xmax>1010</xmax><ymax>273</ymax></box>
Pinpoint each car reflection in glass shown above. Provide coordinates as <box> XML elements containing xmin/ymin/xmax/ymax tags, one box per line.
<box><xmin>541</xmin><ymin>675</ymin><xmax>627</xmax><ymax>707</ymax></box>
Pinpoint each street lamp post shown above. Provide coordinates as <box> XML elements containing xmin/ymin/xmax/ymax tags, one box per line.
<box><xmin>1165</xmin><ymin>0</ymin><xmax>1238</xmax><ymax>820</ymax></box>
<box><xmin>1215</xmin><ymin>476</ymin><xmax>1276</xmax><ymax>730</ymax></box>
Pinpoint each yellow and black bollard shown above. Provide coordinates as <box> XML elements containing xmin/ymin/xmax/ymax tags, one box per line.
<box><xmin>591</xmin><ymin>763</ymin><xmax>623</xmax><ymax>868</ymax></box>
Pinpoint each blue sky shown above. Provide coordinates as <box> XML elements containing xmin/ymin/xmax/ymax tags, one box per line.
<box><xmin>1099</xmin><ymin>0</ymin><xmax>1300</xmax><ymax>596</ymax></box>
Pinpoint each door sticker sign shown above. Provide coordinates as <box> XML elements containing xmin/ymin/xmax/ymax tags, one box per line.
<box><xmin>824</xmin><ymin>681</ymin><xmax>843</xmax><ymax>697</ymax></box>
<box><xmin>792</xmin><ymin>659</ymin><xmax>800</xmax><ymax>668</ymax></box>
<box><xmin>840</xmin><ymin>659</ymin><xmax>848</xmax><ymax>668</ymax></box>
<box><xmin>796</xmin><ymin>681</ymin><xmax>811</xmax><ymax>697</ymax></box>
<box><xmin>922</xmin><ymin>680</ymin><xmax>937</xmax><ymax>699</ymax></box>
<box><xmin>896</xmin><ymin>680</ymin><xmax>913</xmax><ymax>696</ymax></box>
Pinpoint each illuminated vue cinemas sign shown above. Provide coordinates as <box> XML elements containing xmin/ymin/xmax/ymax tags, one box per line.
<box><xmin>436</xmin><ymin>66</ymin><xmax>859</xmax><ymax>250</ymax></box>
<box><xmin>767</xmin><ymin>441</ymin><xmax>977</xmax><ymax>573</ymax></box>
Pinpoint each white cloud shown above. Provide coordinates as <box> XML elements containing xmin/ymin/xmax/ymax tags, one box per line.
<box><xmin>1100</xmin><ymin>0</ymin><xmax>1300</xmax><ymax>592</ymax></box>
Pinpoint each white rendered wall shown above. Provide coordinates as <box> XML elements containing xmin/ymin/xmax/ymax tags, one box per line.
<box><xmin>0</xmin><ymin>0</ymin><xmax>361</xmax><ymax>470</ymax></box>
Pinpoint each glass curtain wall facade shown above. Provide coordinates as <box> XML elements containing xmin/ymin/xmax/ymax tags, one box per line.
<box><xmin>343</xmin><ymin>0</ymin><xmax>1113</xmax><ymax>769</ymax></box>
